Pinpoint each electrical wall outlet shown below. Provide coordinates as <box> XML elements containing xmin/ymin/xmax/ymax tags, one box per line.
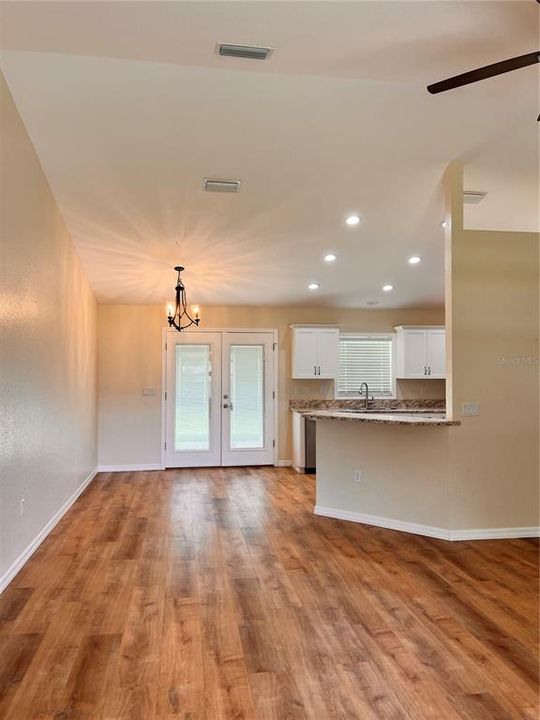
<box><xmin>142</xmin><ymin>387</ymin><xmax>157</xmax><ymax>396</ymax></box>
<box><xmin>462</xmin><ymin>401</ymin><xmax>480</xmax><ymax>417</ymax></box>
<box><xmin>352</xmin><ymin>470</ymin><xmax>362</xmax><ymax>484</ymax></box>
<box><xmin>20</xmin><ymin>498</ymin><xmax>25</xmax><ymax>518</ymax></box>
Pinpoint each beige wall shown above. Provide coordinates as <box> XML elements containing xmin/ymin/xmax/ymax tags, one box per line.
<box><xmin>316</xmin><ymin>420</ymin><xmax>451</xmax><ymax>530</ymax></box>
<box><xmin>98</xmin><ymin>306</ymin><xmax>163</xmax><ymax>467</ymax></box>
<box><xmin>98</xmin><ymin>305</ymin><xmax>445</xmax><ymax>466</ymax></box>
<box><xmin>0</xmin><ymin>72</ymin><xmax>97</xmax><ymax>585</ymax></box>
<box><xmin>446</xmin><ymin>163</ymin><xmax>539</xmax><ymax>530</ymax></box>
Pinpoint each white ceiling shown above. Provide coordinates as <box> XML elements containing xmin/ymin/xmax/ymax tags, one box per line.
<box><xmin>464</xmin><ymin>121</ymin><xmax>539</xmax><ymax>233</ymax></box>
<box><xmin>1</xmin><ymin>1</ymin><xmax>537</xmax><ymax>307</ymax></box>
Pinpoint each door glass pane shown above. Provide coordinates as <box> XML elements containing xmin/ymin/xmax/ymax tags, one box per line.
<box><xmin>230</xmin><ymin>345</ymin><xmax>264</xmax><ymax>449</ymax></box>
<box><xmin>175</xmin><ymin>344</ymin><xmax>211</xmax><ymax>451</ymax></box>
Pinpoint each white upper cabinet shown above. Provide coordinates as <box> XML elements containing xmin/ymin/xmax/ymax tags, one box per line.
<box><xmin>398</xmin><ymin>328</ymin><xmax>427</xmax><ymax>378</ymax></box>
<box><xmin>291</xmin><ymin>327</ymin><xmax>339</xmax><ymax>379</ymax></box>
<box><xmin>291</xmin><ymin>328</ymin><xmax>319</xmax><ymax>378</ymax></box>
<box><xmin>395</xmin><ymin>326</ymin><xmax>446</xmax><ymax>379</ymax></box>
<box><xmin>426</xmin><ymin>329</ymin><xmax>446</xmax><ymax>378</ymax></box>
<box><xmin>316</xmin><ymin>329</ymin><xmax>340</xmax><ymax>378</ymax></box>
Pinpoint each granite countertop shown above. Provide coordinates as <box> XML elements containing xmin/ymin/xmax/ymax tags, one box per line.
<box><xmin>302</xmin><ymin>409</ymin><xmax>460</xmax><ymax>426</ymax></box>
<box><xmin>289</xmin><ymin>398</ymin><xmax>459</xmax><ymax>426</ymax></box>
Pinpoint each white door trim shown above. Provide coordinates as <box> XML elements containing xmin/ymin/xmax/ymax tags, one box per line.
<box><xmin>161</xmin><ymin>328</ymin><xmax>278</xmax><ymax>469</ymax></box>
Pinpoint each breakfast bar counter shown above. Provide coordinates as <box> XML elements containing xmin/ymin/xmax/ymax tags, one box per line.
<box><xmin>303</xmin><ymin>409</ymin><xmax>459</xmax><ymax>426</ymax></box>
<box><xmin>294</xmin><ymin>399</ymin><xmax>460</xmax><ymax>538</ymax></box>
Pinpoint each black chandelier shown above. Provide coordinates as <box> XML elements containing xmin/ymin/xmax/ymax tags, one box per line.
<box><xmin>166</xmin><ymin>266</ymin><xmax>201</xmax><ymax>332</ymax></box>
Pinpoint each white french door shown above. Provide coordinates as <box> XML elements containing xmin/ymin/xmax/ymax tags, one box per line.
<box><xmin>165</xmin><ymin>332</ymin><xmax>222</xmax><ymax>467</ymax></box>
<box><xmin>221</xmin><ymin>333</ymin><xmax>275</xmax><ymax>466</ymax></box>
<box><xmin>164</xmin><ymin>330</ymin><xmax>276</xmax><ymax>468</ymax></box>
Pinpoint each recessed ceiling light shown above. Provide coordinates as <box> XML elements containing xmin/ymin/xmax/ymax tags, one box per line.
<box><xmin>308</xmin><ymin>282</ymin><xmax>320</xmax><ymax>290</ymax></box>
<box><xmin>408</xmin><ymin>256</ymin><xmax>421</xmax><ymax>265</ymax></box>
<box><xmin>382</xmin><ymin>284</ymin><xmax>394</xmax><ymax>292</ymax></box>
<box><xmin>324</xmin><ymin>253</ymin><xmax>337</xmax><ymax>262</ymax></box>
<box><xmin>345</xmin><ymin>214</ymin><xmax>361</xmax><ymax>226</ymax></box>
<box><xmin>441</xmin><ymin>220</ymin><xmax>448</xmax><ymax>228</ymax></box>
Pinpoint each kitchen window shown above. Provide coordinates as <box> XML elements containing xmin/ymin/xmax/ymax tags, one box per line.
<box><xmin>336</xmin><ymin>334</ymin><xmax>395</xmax><ymax>398</ymax></box>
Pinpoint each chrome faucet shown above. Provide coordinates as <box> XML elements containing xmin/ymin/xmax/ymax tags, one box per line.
<box><xmin>359</xmin><ymin>382</ymin><xmax>372</xmax><ymax>410</ymax></box>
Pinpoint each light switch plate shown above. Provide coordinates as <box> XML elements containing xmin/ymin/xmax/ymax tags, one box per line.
<box><xmin>462</xmin><ymin>401</ymin><xmax>480</xmax><ymax>416</ymax></box>
<box><xmin>142</xmin><ymin>387</ymin><xmax>157</xmax><ymax>396</ymax></box>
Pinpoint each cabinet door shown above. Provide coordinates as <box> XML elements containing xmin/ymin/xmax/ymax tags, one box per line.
<box><xmin>401</xmin><ymin>330</ymin><xmax>427</xmax><ymax>378</ymax></box>
<box><xmin>317</xmin><ymin>329</ymin><xmax>339</xmax><ymax>378</ymax></box>
<box><xmin>426</xmin><ymin>329</ymin><xmax>446</xmax><ymax>378</ymax></box>
<box><xmin>292</xmin><ymin>329</ymin><xmax>318</xmax><ymax>378</ymax></box>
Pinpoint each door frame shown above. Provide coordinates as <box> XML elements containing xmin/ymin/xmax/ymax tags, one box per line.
<box><xmin>161</xmin><ymin>328</ymin><xmax>279</xmax><ymax>469</ymax></box>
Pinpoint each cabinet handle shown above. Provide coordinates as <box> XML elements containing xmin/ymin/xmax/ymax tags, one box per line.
<box><xmin>428</xmin><ymin>366</ymin><xmax>431</xmax><ymax>375</ymax></box>
<box><xmin>318</xmin><ymin>366</ymin><xmax>321</xmax><ymax>375</ymax></box>
<box><xmin>314</xmin><ymin>365</ymin><xmax>317</xmax><ymax>376</ymax></box>
<box><xmin>423</xmin><ymin>366</ymin><xmax>426</xmax><ymax>375</ymax></box>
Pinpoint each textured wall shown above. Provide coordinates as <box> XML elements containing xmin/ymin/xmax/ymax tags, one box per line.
<box><xmin>98</xmin><ymin>304</ymin><xmax>445</xmax><ymax>466</ymax></box>
<box><xmin>448</xmin><ymin>227</ymin><xmax>538</xmax><ymax>529</ymax></box>
<box><xmin>0</xmin><ymin>72</ymin><xmax>97</xmax><ymax>584</ymax></box>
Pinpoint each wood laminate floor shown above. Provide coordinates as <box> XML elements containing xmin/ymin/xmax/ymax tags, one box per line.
<box><xmin>0</xmin><ymin>467</ymin><xmax>538</xmax><ymax>719</ymax></box>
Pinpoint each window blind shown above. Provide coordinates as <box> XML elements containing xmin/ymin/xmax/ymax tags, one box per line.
<box><xmin>337</xmin><ymin>335</ymin><xmax>393</xmax><ymax>396</ymax></box>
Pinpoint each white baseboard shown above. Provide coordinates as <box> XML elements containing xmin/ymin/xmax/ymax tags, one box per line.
<box><xmin>97</xmin><ymin>464</ymin><xmax>162</xmax><ymax>472</ymax></box>
<box><xmin>103</xmin><ymin>463</ymin><xmax>293</xmax><ymax>472</ymax></box>
<box><xmin>314</xmin><ymin>506</ymin><xmax>540</xmax><ymax>542</ymax></box>
<box><xmin>314</xmin><ymin>506</ymin><xmax>450</xmax><ymax>540</ymax></box>
<box><xmin>0</xmin><ymin>467</ymin><xmax>98</xmax><ymax>594</ymax></box>
<box><xmin>449</xmin><ymin>527</ymin><xmax>540</xmax><ymax>541</ymax></box>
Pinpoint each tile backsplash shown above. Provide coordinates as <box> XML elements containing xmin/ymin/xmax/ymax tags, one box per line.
<box><xmin>396</xmin><ymin>379</ymin><xmax>446</xmax><ymax>399</ymax></box>
<box><xmin>289</xmin><ymin>378</ymin><xmax>445</xmax><ymax>401</ymax></box>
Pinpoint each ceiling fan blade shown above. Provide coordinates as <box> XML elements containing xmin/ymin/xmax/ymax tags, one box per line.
<box><xmin>427</xmin><ymin>51</ymin><xmax>539</xmax><ymax>94</ymax></box>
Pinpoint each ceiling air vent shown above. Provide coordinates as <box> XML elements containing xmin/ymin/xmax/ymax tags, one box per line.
<box><xmin>203</xmin><ymin>178</ymin><xmax>241</xmax><ymax>193</ymax></box>
<box><xmin>216</xmin><ymin>42</ymin><xmax>274</xmax><ymax>60</ymax></box>
<box><xmin>463</xmin><ymin>190</ymin><xmax>487</xmax><ymax>204</ymax></box>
